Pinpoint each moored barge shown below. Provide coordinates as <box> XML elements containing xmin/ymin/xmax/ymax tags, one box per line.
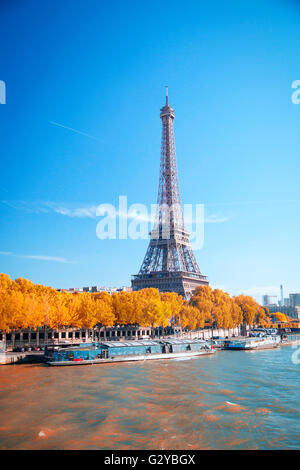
<box><xmin>224</xmin><ymin>334</ymin><xmax>281</xmax><ymax>351</ymax></box>
<box><xmin>46</xmin><ymin>338</ymin><xmax>215</xmax><ymax>366</ymax></box>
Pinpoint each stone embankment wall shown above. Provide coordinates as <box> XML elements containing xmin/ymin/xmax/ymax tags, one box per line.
<box><xmin>180</xmin><ymin>326</ymin><xmax>246</xmax><ymax>340</ymax></box>
<box><xmin>0</xmin><ymin>324</ymin><xmax>248</xmax><ymax>351</ymax></box>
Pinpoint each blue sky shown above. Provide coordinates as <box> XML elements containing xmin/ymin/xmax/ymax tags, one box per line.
<box><xmin>0</xmin><ymin>0</ymin><xmax>299</xmax><ymax>302</ymax></box>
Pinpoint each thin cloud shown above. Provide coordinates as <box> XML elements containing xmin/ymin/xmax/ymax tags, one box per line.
<box><xmin>1</xmin><ymin>200</ymin><xmax>51</xmax><ymax>214</ymax></box>
<box><xmin>54</xmin><ymin>206</ymin><xmax>154</xmax><ymax>221</ymax></box>
<box><xmin>1</xmin><ymin>200</ymin><xmax>231</xmax><ymax>224</ymax></box>
<box><xmin>55</xmin><ymin>206</ymin><xmax>231</xmax><ymax>224</ymax></box>
<box><xmin>49</xmin><ymin>121</ymin><xmax>100</xmax><ymax>141</ymax></box>
<box><xmin>207</xmin><ymin>199</ymin><xmax>300</xmax><ymax>207</ymax></box>
<box><xmin>54</xmin><ymin>205</ymin><xmax>99</xmax><ymax>218</ymax></box>
<box><xmin>0</xmin><ymin>251</ymin><xmax>73</xmax><ymax>263</ymax></box>
<box><xmin>204</xmin><ymin>214</ymin><xmax>231</xmax><ymax>224</ymax></box>
<box><xmin>241</xmin><ymin>286</ymin><xmax>280</xmax><ymax>301</ymax></box>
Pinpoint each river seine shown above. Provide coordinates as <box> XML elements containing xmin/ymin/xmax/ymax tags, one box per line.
<box><xmin>0</xmin><ymin>345</ymin><xmax>299</xmax><ymax>450</ymax></box>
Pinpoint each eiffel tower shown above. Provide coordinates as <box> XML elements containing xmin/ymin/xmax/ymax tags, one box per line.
<box><xmin>131</xmin><ymin>88</ymin><xmax>209</xmax><ymax>299</ymax></box>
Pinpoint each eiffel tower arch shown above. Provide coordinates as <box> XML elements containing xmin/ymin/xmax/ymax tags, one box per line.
<box><xmin>131</xmin><ymin>88</ymin><xmax>209</xmax><ymax>299</ymax></box>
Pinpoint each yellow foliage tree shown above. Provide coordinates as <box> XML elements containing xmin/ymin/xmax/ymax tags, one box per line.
<box><xmin>234</xmin><ymin>295</ymin><xmax>262</xmax><ymax>326</ymax></box>
<box><xmin>190</xmin><ymin>285</ymin><xmax>214</xmax><ymax>322</ymax></box>
<box><xmin>0</xmin><ymin>274</ymin><xmax>267</xmax><ymax>333</ymax></box>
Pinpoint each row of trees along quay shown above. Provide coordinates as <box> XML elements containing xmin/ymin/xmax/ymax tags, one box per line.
<box><xmin>0</xmin><ymin>273</ymin><xmax>292</xmax><ymax>333</ymax></box>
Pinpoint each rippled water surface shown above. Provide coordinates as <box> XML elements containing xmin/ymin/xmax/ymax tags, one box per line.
<box><xmin>0</xmin><ymin>346</ymin><xmax>299</xmax><ymax>449</ymax></box>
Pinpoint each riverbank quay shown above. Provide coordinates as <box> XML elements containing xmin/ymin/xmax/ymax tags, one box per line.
<box><xmin>0</xmin><ymin>325</ymin><xmax>244</xmax><ymax>352</ymax></box>
<box><xmin>0</xmin><ymin>351</ymin><xmax>34</xmax><ymax>364</ymax></box>
<box><xmin>0</xmin><ymin>351</ymin><xmax>25</xmax><ymax>364</ymax></box>
<box><xmin>0</xmin><ymin>351</ymin><xmax>45</xmax><ymax>365</ymax></box>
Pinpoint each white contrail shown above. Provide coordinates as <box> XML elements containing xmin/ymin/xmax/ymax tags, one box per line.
<box><xmin>0</xmin><ymin>251</ymin><xmax>73</xmax><ymax>263</ymax></box>
<box><xmin>49</xmin><ymin>121</ymin><xmax>100</xmax><ymax>141</ymax></box>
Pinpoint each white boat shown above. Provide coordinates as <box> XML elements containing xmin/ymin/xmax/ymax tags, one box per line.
<box><xmin>224</xmin><ymin>334</ymin><xmax>281</xmax><ymax>350</ymax></box>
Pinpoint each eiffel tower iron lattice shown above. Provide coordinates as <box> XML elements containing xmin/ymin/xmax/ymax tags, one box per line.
<box><xmin>131</xmin><ymin>88</ymin><xmax>209</xmax><ymax>299</ymax></box>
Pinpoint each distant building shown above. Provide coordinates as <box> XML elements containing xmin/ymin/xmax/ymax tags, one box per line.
<box><xmin>60</xmin><ymin>287</ymin><xmax>83</xmax><ymax>293</ymax></box>
<box><xmin>284</xmin><ymin>298</ymin><xmax>290</xmax><ymax>307</ymax></box>
<box><xmin>279</xmin><ymin>285</ymin><xmax>284</xmax><ymax>306</ymax></box>
<box><xmin>289</xmin><ymin>293</ymin><xmax>300</xmax><ymax>307</ymax></box>
<box><xmin>268</xmin><ymin>305</ymin><xmax>300</xmax><ymax>320</ymax></box>
<box><xmin>262</xmin><ymin>295</ymin><xmax>269</xmax><ymax>306</ymax></box>
<box><xmin>58</xmin><ymin>286</ymin><xmax>132</xmax><ymax>295</ymax></box>
<box><xmin>262</xmin><ymin>295</ymin><xmax>277</xmax><ymax>307</ymax></box>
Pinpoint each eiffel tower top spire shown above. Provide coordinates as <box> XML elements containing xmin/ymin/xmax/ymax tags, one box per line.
<box><xmin>153</xmin><ymin>87</ymin><xmax>184</xmax><ymax>235</ymax></box>
<box><xmin>160</xmin><ymin>86</ymin><xmax>175</xmax><ymax>119</ymax></box>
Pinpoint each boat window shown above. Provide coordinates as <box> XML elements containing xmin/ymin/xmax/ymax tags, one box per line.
<box><xmin>75</xmin><ymin>332</ymin><xmax>80</xmax><ymax>339</ymax></box>
<box><xmin>68</xmin><ymin>332</ymin><xmax>73</xmax><ymax>338</ymax></box>
<box><xmin>61</xmin><ymin>332</ymin><xmax>66</xmax><ymax>338</ymax></box>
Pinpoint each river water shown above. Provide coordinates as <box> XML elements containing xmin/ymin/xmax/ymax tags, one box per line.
<box><xmin>0</xmin><ymin>345</ymin><xmax>299</xmax><ymax>450</ymax></box>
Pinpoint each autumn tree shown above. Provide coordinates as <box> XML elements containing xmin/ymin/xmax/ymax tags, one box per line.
<box><xmin>190</xmin><ymin>285</ymin><xmax>214</xmax><ymax>323</ymax></box>
<box><xmin>93</xmin><ymin>291</ymin><xmax>115</xmax><ymax>326</ymax></box>
<box><xmin>211</xmin><ymin>289</ymin><xmax>234</xmax><ymax>329</ymax></box>
<box><xmin>234</xmin><ymin>295</ymin><xmax>262</xmax><ymax>326</ymax></box>
<box><xmin>180</xmin><ymin>303</ymin><xmax>205</xmax><ymax>330</ymax></box>
<box><xmin>112</xmin><ymin>291</ymin><xmax>136</xmax><ymax>325</ymax></box>
<box><xmin>160</xmin><ymin>292</ymin><xmax>183</xmax><ymax>327</ymax></box>
<box><xmin>0</xmin><ymin>274</ymin><xmax>267</xmax><ymax>333</ymax></box>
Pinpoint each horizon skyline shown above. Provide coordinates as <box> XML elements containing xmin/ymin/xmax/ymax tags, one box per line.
<box><xmin>1</xmin><ymin>0</ymin><xmax>300</xmax><ymax>304</ymax></box>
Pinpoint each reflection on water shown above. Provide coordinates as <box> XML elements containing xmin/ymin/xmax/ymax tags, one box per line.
<box><xmin>0</xmin><ymin>346</ymin><xmax>299</xmax><ymax>449</ymax></box>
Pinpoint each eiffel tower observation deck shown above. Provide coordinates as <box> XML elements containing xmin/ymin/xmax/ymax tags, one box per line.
<box><xmin>131</xmin><ymin>88</ymin><xmax>209</xmax><ymax>299</ymax></box>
